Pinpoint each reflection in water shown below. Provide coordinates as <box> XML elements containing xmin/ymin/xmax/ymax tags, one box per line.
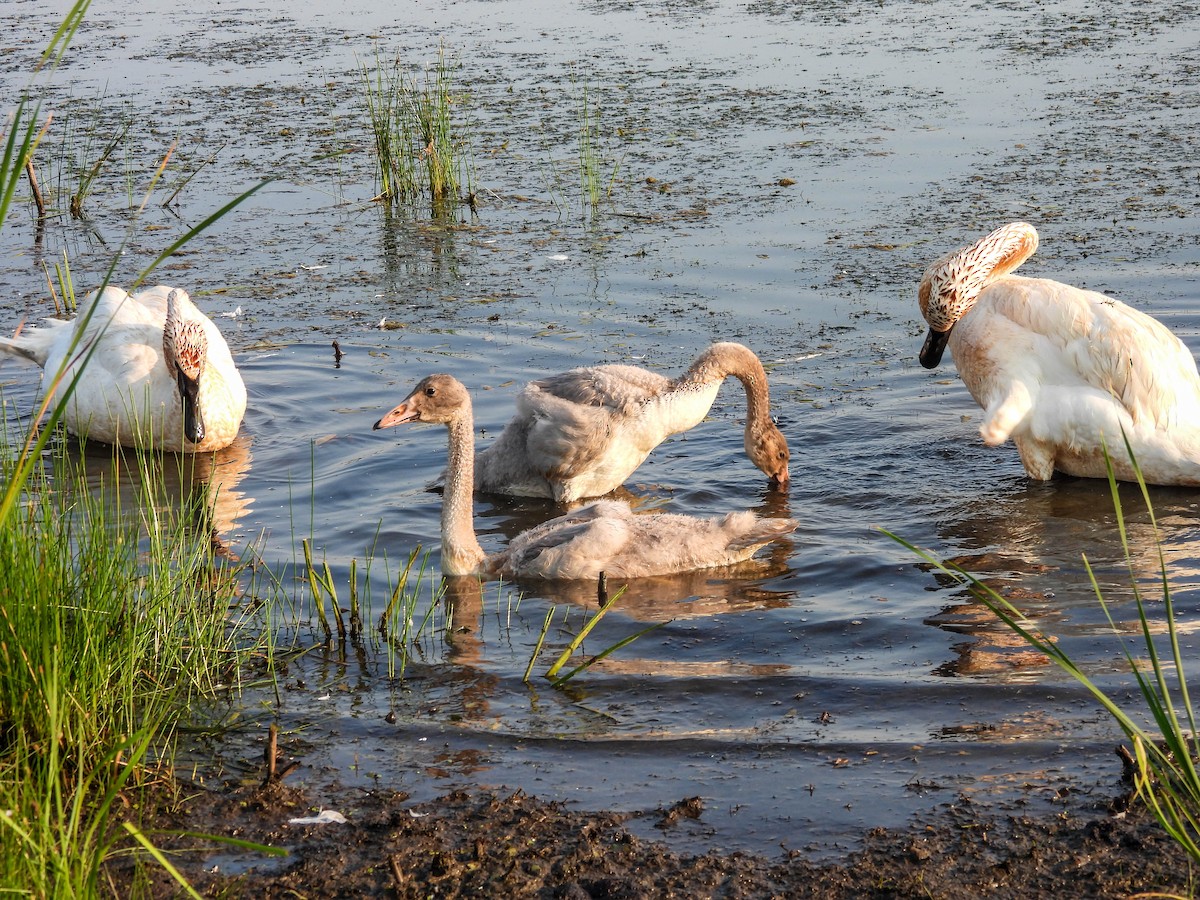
<box><xmin>64</xmin><ymin>432</ymin><xmax>255</xmax><ymax>556</ymax></box>
<box><xmin>438</xmin><ymin>575</ymin><xmax>501</xmax><ymax>731</ymax></box>
<box><xmin>923</xmin><ymin>475</ymin><xmax>1200</xmax><ymax>680</ymax></box>
<box><xmin>377</xmin><ymin>205</ymin><xmax>466</xmax><ymax>303</ymax></box>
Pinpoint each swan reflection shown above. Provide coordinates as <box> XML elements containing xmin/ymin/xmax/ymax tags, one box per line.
<box><xmin>923</xmin><ymin>477</ymin><xmax>1200</xmax><ymax>680</ymax></box>
<box><xmin>63</xmin><ymin>432</ymin><xmax>255</xmax><ymax>556</ymax></box>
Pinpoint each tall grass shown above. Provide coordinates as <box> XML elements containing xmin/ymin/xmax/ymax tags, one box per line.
<box><xmin>0</xmin><ymin>434</ymin><xmax>263</xmax><ymax>895</ymax></box>
<box><xmin>539</xmin><ymin>79</ymin><xmax>622</xmax><ymax>223</ymax></box>
<box><xmin>361</xmin><ymin>45</ymin><xmax>474</xmax><ymax>216</ymax></box>
<box><xmin>1</xmin><ymin>2</ymin><xmax>281</xmax><ymax>893</ymax></box>
<box><xmin>577</xmin><ymin>83</ymin><xmax>620</xmax><ymax>222</ymax></box>
<box><xmin>887</xmin><ymin>440</ymin><xmax>1200</xmax><ymax>865</ymax></box>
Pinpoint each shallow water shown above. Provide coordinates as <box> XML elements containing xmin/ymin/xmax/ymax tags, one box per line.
<box><xmin>2</xmin><ymin>0</ymin><xmax>1200</xmax><ymax>859</ymax></box>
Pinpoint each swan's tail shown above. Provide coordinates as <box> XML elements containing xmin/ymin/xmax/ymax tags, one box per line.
<box><xmin>727</xmin><ymin>515</ymin><xmax>798</xmax><ymax>552</ymax></box>
<box><xmin>0</xmin><ymin>322</ymin><xmax>64</xmax><ymax>368</ymax></box>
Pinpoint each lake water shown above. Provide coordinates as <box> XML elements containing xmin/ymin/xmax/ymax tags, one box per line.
<box><xmin>2</xmin><ymin>0</ymin><xmax>1200</xmax><ymax>859</ymax></box>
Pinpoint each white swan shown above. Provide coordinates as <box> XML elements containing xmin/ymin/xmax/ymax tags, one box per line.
<box><xmin>918</xmin><ymin>222</ymin><xmax>1200</xmax><ymax>485</ymax></box>
<box><xmin>373</xmin><ymin>374</ymin><xmax>798</xmax><ymax>579</ymax></box>
<box><xmin>0</xmin><ymin>285</ymin><xmax>247</xmax><ymax>452</ymax></box>
<box><xmin>456</xmin><ymin>342</ymin><xmax>790</xmax><ymax>502</ymax></box>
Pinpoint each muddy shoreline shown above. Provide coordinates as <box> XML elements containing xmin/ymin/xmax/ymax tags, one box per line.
<box><xmin>113</xmin><ymin>771</ymin><xmax>1188</xmax><ymax>898</ymax></box>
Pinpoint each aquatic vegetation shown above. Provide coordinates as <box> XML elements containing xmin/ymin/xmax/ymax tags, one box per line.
<box><xmin>888</xmin><ymin>439</ymin><xmax>1200</xmax><ymax>868</ymax></box>
<box><xmin>301</xmin><ymin>539</ymin><xmax>447</xmax><ymax>680</ymax></box>
<box><xmin>361</xmin><ymin>45</ymin><xmax>474</xmax><ymax>217</ymax></box>
<box><xmin>577</xmin><ymin>82</ymin><xmax>622</xmax><ymax>222</ymax></box>
<box><xmin>540</xmin><ymin>78</ymin><xmax>624</xmax><ymax>223</ymax></box>
<box><xmin>528</xmin><ymin>577</ymin><xmax>668</xmax><ymax>687</ymax></box>
<box><xmin>0</xmin><ymin>4</ymin><xmax>283</xmax><ymax>893</ymax></box>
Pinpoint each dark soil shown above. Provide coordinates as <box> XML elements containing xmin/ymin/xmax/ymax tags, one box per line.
<box><xmin>110</xmin><ymin>774</ymin><xmax>1191</xmax><ymax>898</ymax></box>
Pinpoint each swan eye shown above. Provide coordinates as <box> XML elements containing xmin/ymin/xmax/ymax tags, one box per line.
<box><xmin>424</xmin><ymin>386</ymin><xmax>437</xmax><ymax>397</ymax></box>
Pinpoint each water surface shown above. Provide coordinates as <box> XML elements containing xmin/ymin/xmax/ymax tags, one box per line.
<box><xmin>2</xmin><ymin>0</ymin><xmax>1199</xmax><ymax>859</ymax></box>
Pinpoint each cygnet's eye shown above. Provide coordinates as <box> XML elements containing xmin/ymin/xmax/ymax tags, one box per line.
<box><xmin>425</xmin><ymin>386</ymin><xmax>437</xmax><ymax>397</ymax></box>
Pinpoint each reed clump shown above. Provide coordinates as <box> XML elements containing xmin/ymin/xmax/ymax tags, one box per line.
<box><xmin>362</xmin><ymin>45</ymin><xmax>474</xmax><ymax>216</ymax></box>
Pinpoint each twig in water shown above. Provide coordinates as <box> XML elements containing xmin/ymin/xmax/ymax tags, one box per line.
<box><xmin>262</xmin><ymin>723</ymin><xmax>300</xmax><ymax>787</ymax></box>
<box><xmin>388</xmin><ymin>854</ymin><xmax>406</xmax><ymax>889</ymax></box>
<box><xmin>25</xmin><ymin>158</ymin><xmax>45</xmax><ymax>218</ymax></box>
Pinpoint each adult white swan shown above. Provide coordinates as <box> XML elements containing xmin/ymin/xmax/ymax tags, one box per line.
<box><xmin>918</xmin><ymin>221</ymin><xmax>1200</xmax><ymax>485</ymax></box>
<box><xmin>454</xmin><ymin>342</ymin><xmax>790</xmax><ymax>502</ymax></box>
<box><xmin>373</xmin><ymin>374</ymin><xmax>798</xmax><ymax>579</ymax></box>
<box><xmin>0</xmin><ymin>285</ymin><xmax>246</xmax><ymax>452</ymax></box>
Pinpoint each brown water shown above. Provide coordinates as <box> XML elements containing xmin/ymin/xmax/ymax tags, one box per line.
<box><xmin>2</xmin><ymin>0</ymin><xmax>1200</xmax><ymax>859</ymax></box>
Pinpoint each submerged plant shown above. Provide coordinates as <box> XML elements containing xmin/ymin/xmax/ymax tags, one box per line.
<box><xmin>887</xmin><ymin>439</ymin><xmax>1200</xmax><ymax>866</ymax></box>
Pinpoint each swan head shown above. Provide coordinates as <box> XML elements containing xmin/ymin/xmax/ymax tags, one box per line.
<box><xmin>746</xmin><ymin>420</ymin><xmax>790</xmax><ymax>490</ymax></box>
<box><xmin>373</xmin><ymin>374</ymin><xmax>470</xmax><ymax>430</ymax></box>
<box><xmin>162</xmin><ymin>290</ymin><xmax>208</xmax><ymax>444</ymax></box>
<box><xmin>917</xmin><ymin>222</ymin><xmax>1040</xmax><ymax>369</ymax></box>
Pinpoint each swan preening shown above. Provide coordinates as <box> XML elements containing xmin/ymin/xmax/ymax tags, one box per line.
<box><xmin>919</xmin><ymin>222</ymin><xmax>1200</xmax><ymax>485</ymax></box>
<box><xmin>373</xmin><ymin>374</ymin><xmax>798</xmax><ymax>579</ymax></box>
<box><xmin>457</xmin><ymin>342</ymin><xmax>790</xmax><ymax>502</ymax></box>
<box><xmin>0</xmin><ymin>285</ymin><xmax>246</xmax><ymax>453</ymax></box>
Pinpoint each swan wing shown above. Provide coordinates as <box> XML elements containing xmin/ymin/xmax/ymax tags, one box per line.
<box><xmin>494</xmin><ymin>500</ymin><xmax>635</xmax><ymax>580</ymax></box>
<box><xmin>531</xmin><ymin>364</ymin><xmax>670</xmax><ymax>414</ymax></box>
<box><xmin>986</xmin><ymin>277</ymin><xmax>1200</xmax><ymax>428</ymax></box>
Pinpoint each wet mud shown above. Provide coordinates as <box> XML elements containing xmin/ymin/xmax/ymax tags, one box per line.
<box><xmin>109</xmin><ymin>777</ymin><xmax>1189</xmax><ymax>898</ymax></box>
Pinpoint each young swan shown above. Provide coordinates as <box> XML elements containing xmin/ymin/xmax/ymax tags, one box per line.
<box><xmin>0</xmin><ymin>285</ymin><xmax>246</xmax><ymax>452</ymax></box>
<box><xmin>918</xmin><ymin>222</ymin><xmax>1200</xmax><ymax>485</ymax></box>
<box><xmin>374</xmin><ymin>374</ymin><xmax>798</xmax><ymax>579</ymax></box>
<box><xmin>457</xmin><ymin>342</ymin><xmax>790</xmax><ymax>502</ymax></box>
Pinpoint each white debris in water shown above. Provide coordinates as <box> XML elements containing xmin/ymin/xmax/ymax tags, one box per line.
<box><xmin>299</xmin><ymin>263</ymin><xmax>329</xmax><ymax>271</ymax></box>
<box><xmin>218</xmin><ymin>306</ymin><xmax>242</xmax><ymax>318</ymax></box>
<box><xmin>547</xmin><ymin>253</ymin><xmax>569</xmax><ymax>261</ymax></box>
<box><xmin>407</xmin><ymin>809</ymin><xmax>429</xmax><ymax>819</ymax></box>
<box><xmin>288</xmin><ymin>809</ymin><xmax>348</xmax><ymax>826</ymax></box>
<box><xmin>378</xmin><ymin>317</ymin><xmax>386</xmax><ymax>329</ymax></box>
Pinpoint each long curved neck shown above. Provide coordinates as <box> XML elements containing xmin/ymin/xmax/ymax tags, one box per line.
<box><xmin>678</xmin><ymin>342</ymin><xmax>773</xmax><ymax>429</ymax></box>
<box><xmin>441</xmin><ymin>411</ymin><xmax>488</xmax><ymax>576</ymax></box>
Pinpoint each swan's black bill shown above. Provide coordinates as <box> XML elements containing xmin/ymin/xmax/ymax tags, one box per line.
<box><xmin>919</xmin><ymin>327</ymin><xmax>950</xmax><ymax>369</ymax></box>
<box><xmin>177</xmin><ymin>369</ymin><xmax>205</xmax><ymax>443</ymax></box>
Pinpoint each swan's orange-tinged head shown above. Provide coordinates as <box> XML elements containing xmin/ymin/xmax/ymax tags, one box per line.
<box><xmin>918</xmin><ymin>222</ymin><xmax>1039</xmax><ymax>368</ymax></box>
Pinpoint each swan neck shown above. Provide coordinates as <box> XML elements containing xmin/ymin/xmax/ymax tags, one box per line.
<box><xmin>681</xmin><ymin>343</ymin><xmax>772</xmax><ymax>425</ymax></box>
<box><xmin>442</xmin><ymin>412</ymin><xmax>487</xmax><ymax>575</ymax></box>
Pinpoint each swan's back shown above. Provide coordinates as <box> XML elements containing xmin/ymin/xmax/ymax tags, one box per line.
<box><xmin>969</xmin><ymin>276</ymin><xmax>1200</xmax><ymax>428</ymax></box>
<box><xmin>531</xmin><ymin>364</ymin><xmax>673</xmax><ymax>415</ymax></box>
<box><xmin>491</xmin><ymin>498</ymin><xmax>797</xmax><ymax>580</ymax></box>
<box><xmin>475</xmin><ymin>363</ymin><xmax>715</xmax><ymax>501</ymax></box>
